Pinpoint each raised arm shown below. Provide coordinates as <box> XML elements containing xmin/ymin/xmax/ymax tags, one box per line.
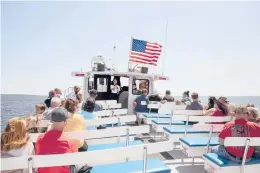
<box><xmin>203</xmin><ymin>108</ymin><xmax>215</xmax><ymax>116</ymax></box>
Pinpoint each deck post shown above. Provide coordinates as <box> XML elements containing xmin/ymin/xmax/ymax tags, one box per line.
<box><xmin>241</xmin><ymin>139</ymin><xmax>250</xmax><ymax>173</ymax></box>
<box><xmin>206</xmin><ymin>125</ymin><xmax>214</xmax><ymax>153</ymax></box>
<box><xmin>170</xmin><ymin>109</ymin><xmax>174</xmax><ymax>126</ymax></box>
<box><xmin>143</xmin><ymin>146</ymin><xmax>148</xmax><ymax>173</ymax></box>
<box><xmin>126</xmin><ymin>128</ymin><xmax>130</xmax><ymax>147</ymax></box>
<box><xmin>184</xmin><ymin>115</ymin><xmax>190</xmax><ymax>136</ymax></box>
<box><xmin>28</xmin><ymin>157</ymin><xmax>33</xmax><ymax>173</ymax></box>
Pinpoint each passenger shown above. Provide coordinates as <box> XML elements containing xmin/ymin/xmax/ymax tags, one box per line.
<box><xmin>1</xmin><ymin>117</ymin><xmax>34</xmax><ymax>173</ymax></box>
<box><xmin>88</xmin><ymin>89</ymin><xmax>102</xmax><ymax>111</ymax></box>
<box><xmin>73</xmin><ymin>86</ymin><xmax>83</xmax><ymax>105</ymax></box>
<box><xmin>219</xmin><ymin>96</ymin><xmax>229</xmax><ymax>104</ymax></box>
<box><xmin>43</xmin><ymin>97</ymin><xmax>61</xmax><ymax>120</ymax></box>
<box><xmin>228</xmin><ymin>104</ymin><xmax>236</xmax><ymax>116</ymax></box>
<box><xmin>133</xmin><ymin>89</ymin><xmax>149</xmax><ymax>125</ymax></box>
<box><xmin>82</xmin><ymin>98</ymin><xmax>96</xmax><ymax>119</ymax></box>
<box><xmin>54</xmin><ymin>88</ymin><xmax>63</xmax><ymax>98</ymax></box>
<box><xmin>247</xmin><ymin>107</ymin><xmax>259</xmax><ymax>123</ymax></box>
<box><xmin>181</xmin><ymin>91</ymin><xmax>191</xmax><ymax>105</ymax></box>
<box><xmin>35</xmin><ymin>104</ymin><xmax>46</xmax><ymax>114</ymax></box>
<box><xmin>186</xmin><ymin>92</ymin><xmax>203</xmax><ymax>110</ymax></box>
<box><xmin>118</xmin><ymin>86</ymin><xmax>129</xmax><ymax>109</ymax></box>
<box><xmin>205</xmin><ymin>96</ymin><xmax>216</xmax><ymax>110</ymax></box>
<box><xmin>63</xmin><ymin>99</ymin><xmax>87</xmax><ymax>152</ymax></box>
<box><xmin>44</xmin><ymin>90</ymin><xmax>56</xmax><ymax>108</ymax></box>
<box><xmin>148</xmin><ymin>90</ymin><xmax>162</xmax><ymax>113</ymax></box>
<box><xmin>175</xmin><ymin>100</ymin><xmax>181</xmax><ymax>105</ymax></box>
<box><xmin>26</xmin><ymin>114</ymin><xmax>47</xmax><ymax>133</ymax></box>
<box><xmin>163</xmin><ymin>90</ymin><xmax>175</xmax><ymax>102</ymax></box>
<box><xmin>110</xmin><ymin>78</ymin><xmax>120</xmax><ymax>101</ymax></box>
<box><xmin>247</xmin><ymin>103</ymin><xmax>255</xmax><ymax>108</ymax></box>
<box><xmin>35</xmin><ymin>108</ymin><xmax>79</xmax><ymax>173</ymax></box>
<box><xmin>211</xmin><ymin>105</ymin><xmax>260</xmax><ymax>162</ymax></box>
<box><xmin>148</xmin><ymin>89</ymin><xmax>162</xmax><ymax>102</ymax></box>
<box><xmin>204</xmin><ymin>98</ymin><xmax>229</xmax><ymax>124</ymax></box>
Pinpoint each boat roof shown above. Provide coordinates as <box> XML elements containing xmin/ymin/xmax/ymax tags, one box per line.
<box><xmin>71</xmin><ymin>71</ymin><xmax>169</xmax><ymax>80</ymax></box>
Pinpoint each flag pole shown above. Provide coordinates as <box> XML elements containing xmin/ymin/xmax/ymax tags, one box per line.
<box><xmin>162</xmin><ymin>18</ymin><xmax>168</xmax><ymax>75</ymax></box>
<box><xmin>128</xmin><ymin>36</ymin><xmax>133</xmax><ymax>72</ymax></box>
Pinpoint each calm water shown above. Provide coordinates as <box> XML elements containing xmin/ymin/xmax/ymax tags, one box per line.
<box><xmin>1</xmin><ymin>94</ymin><xmax>260</xmax><ymax>131</ymax></box>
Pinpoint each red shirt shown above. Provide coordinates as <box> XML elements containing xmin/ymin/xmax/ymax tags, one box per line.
<box><xmin>35</xmin><ymin>130</ymin><xmax>78</xmax><ymax>173</ymax></box>
<box><xmin>219</xmin><ymin>119</ymin><xmax>260</xmax><ymax>158</ymax></box>
<box><xmin>211</xmin><ymin>109</ymin><xmax>226</xmax><ymax>124</ymax></box>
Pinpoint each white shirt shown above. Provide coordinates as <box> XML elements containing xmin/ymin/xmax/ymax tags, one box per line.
<box><xmin>110</xmin><ymin>85</ymin><xmax>120</xmax><ymax>94</ymax></box>
<box><xmin>2</xmin><ymin>142</ymin><xmax>34</xmax><ymax>173</ymax></box>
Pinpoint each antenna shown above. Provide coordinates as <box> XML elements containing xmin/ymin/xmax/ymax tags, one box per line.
<box><xmin>162</xmin><ymin>18</ymin><xmax>168</xmax><ymax>75</ymax></box>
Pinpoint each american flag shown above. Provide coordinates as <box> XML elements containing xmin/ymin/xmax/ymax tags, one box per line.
<box><xmin>129</xmin><ymin>38</ymin><xmax>162</xmax><ymax>66</ymax></box>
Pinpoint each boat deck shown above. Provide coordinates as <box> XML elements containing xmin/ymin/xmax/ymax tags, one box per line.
<box><xmin>133</xmin><ymin>124</ymin><xmax>205</xmax><ymax>173</ymax></box>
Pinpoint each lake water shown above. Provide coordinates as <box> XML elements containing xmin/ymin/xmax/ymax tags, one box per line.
<box><xmin>1</xmin><ymin>94</ymin><xmax>260</xmax><ymax>130</ymax></box>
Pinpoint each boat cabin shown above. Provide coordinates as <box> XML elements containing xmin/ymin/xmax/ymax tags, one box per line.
<box><xmin>71</xmin><ymin>71</ymin><xmax>169</xmax><ymax>114</ymax></box>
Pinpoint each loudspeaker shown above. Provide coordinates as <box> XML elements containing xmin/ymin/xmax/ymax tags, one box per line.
<box><xmin>141</xmin><ymin>67</ymin><xmax>148</xmax><ymax>74</ymax></box>
<box><xmin>97</xmin><ymin>64</ymin><xmax>105</xmax><ymax>71</ymax></box>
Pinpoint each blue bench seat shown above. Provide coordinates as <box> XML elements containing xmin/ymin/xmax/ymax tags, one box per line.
<box><xmin>105</xmin><ymin>123</ymin><xmax>126</xmax><ymax>127</ymax></box>
<box><xmin>152</xmin><ymin>119</ymin><xmax>185</xmax><ymax>125</ymax></box>
<box><xmin>204</xmin><ymin>153</ymin><xmax>260</xmax><ymax>167</ymax></box>
<box><xmin>87</xmin><ymin>126</ymin><xmax>97</xmax><ymax>130</ymax></box>
<box><xmin>88</xmin><ymin>140</ymin><xmax>143</xmax><ymax>151</ymax></box>
<box><xmin>141</xmin><ymin>113</ymin><xmax>171</xmax><ymax>118</ymax></box>
<box><xmin>163</xmin><ymin>127</ymin><xmax>218</xmax><ymax>134</ymax></box>
<box><xmin>179</xmin><ymin>137</ymin><xmax>219</xmax><ymax>147</ymax></box>
<box><xmin>90</xmin><ymin>158</ymin><xmax>171</xmax><ymax>173</ymax></box>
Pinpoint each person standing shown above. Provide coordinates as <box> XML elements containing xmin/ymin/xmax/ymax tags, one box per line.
<box><xmin>110</xmin><ymin>78</ymin><xmax>120</xmax><ymax>101</ymax></box>
<box><xmin>133</xmin><ymin>89</ymin><xmax>149</xmax><ymax>125</ymax></box>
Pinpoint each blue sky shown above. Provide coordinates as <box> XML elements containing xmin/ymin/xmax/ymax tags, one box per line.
<box><xmin>1</xmin><ymin>1</ymin><xmax>260</xmax><ymax>96</ymax></box>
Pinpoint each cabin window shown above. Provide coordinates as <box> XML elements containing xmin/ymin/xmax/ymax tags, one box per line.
<box><xmin>88</xmin><ymin>77</ymin><xmax>94</xmax><ymax>91</ymax></box>
<box><xmin>132</xmin><ymin>79</ymin><xmax>149</xmax><ymax>95</ymax></box>
<box><xmin>97</xmin><ymin>78</ymin><xmax>108</xmax><ymax>92</ymax></box>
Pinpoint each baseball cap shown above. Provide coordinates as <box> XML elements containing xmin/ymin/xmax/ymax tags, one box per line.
<box><xmin>51</xmin><ymin>107</ymin><xmax>69</xmax><ymax>122</ymax></box>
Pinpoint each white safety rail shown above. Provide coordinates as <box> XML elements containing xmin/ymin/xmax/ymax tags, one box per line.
<box><xmin>204</xmin><ymin>137</ymin><xmax>260</xmax><ymax>173</ymax></box>
<box><xmin>164</xmin><ymin>115</ymin><xmax>234</xmax><ymax>142</ymax></box>
<box><xmin>158</xmin><ymin>102</ymin><xmax>175</xmax><ymax>114</ymax></box>
<box><xmin>1</xmin><ymin>140</ymin><xmax>174</xmax><ymax>172</ymax></box>
<box><xmin>96</xmin><ymin>100</ymin><xmax>117</xmax><ymax>105</ymax></box>
<box><xmin>94</xmin><ymin>109</ymin><xmax>127</xmax><ymax>117</ymax></box>
<box><xmin>102</xmin><ymin>103</ymin><xmax>122</xmax><ymax>110</ymax></box>
<box><xmin>180</xmin><ymin>124</ymin><xmax>224</xmax><ymax>157</ymax></box>
<box><xmin>29</xmin><ymin>125</ymin><xmax>150</xmax><ymax>143</ymax></box>
<box><xmin>85</xmin><ymin>115</ymin><xmax>136</xmax><ymax>126</ymax></box>
<box><xmin>95</xmin><ymin>100</ymin><xmax>122</xmax><ymax>110</ymax></box>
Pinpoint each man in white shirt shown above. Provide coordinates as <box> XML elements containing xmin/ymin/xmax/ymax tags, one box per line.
<box><xmin>43</xmin><ymin>97</ymin><xmax>61</xmax><ymax>120</ymax></box>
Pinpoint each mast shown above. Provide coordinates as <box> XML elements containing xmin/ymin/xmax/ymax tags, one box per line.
<box><xmin>162</xmin><ymin>18</ymin><xmax>168</xmax><ymax>75</ymax></box>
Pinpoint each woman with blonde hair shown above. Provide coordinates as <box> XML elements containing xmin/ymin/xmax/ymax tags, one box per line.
<box><xmin>1</xmin><ymin>117</ymin><xmax>34</xmax><ymax>173</ymax></box>
<box><xmin>247</xmin><ymin>107</ymin><xmax>259</xmax><ymax>123</ymax></box>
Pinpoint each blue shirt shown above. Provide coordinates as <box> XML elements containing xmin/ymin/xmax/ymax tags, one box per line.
<box><xmin>134</xmin><ymin>95</ymin><xmax>149</xmax><ymax>113</ymax></box>
<box><xmin>94</xmin><ymin>104</ymin><xmax>102</xmax><ymax>112</ymax></box>
<box><xmin>80</xmin><ymin>111</ymin><xmax>96</xmax><ymax>120</ymax></box>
